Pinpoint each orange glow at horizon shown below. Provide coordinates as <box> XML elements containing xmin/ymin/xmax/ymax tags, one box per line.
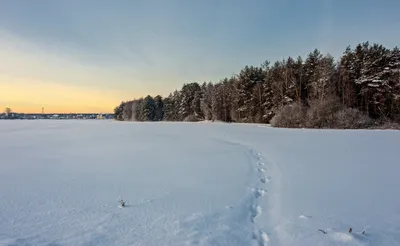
<box><xmin>0</xmin><ymin>75</ymin><xmax>139</xmax><ymax>114</ymax></box>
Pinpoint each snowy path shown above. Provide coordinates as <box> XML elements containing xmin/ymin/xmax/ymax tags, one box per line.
<box><xmin>223</xmin><ymin>125</ymin><xmax>400</xmax><ymax>246</ymax></box>
<box><xmin>0</xmin><ymin>120</ymin><xmax>399</xmax><ymax>246</ymax></box>
<box><xmin>157</xmin><ymin>140</ymin><xmax>274</xmax><ymax>246</ymax></box>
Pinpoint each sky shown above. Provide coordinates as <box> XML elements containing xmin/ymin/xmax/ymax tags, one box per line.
<box><xmin>1</xmin><ymin>0</ymin><xmax>399</xmax><ymax>113</ymax></box>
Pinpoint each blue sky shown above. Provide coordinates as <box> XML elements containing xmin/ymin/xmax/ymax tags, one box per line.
<box><xmin>0</xmin><ymin>0</ymin><xmax>399</xmax><ymax>113</ymax></box>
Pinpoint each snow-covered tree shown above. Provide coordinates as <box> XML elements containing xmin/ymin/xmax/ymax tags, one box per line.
<box><xmin>200</xmin><ymin>82</ymin><xmax>213</xmax><ymax>120</ymax></box>
<box><xmin>141</xmin><ymin>95</ymin><xmax>156</xmax><ymax>121</ymax></box>
<box><xmin>154</xmin><ymin>95</ymin><xmax>164</xmax><ymax>121</ymax></box>
<box><xmin>113</xmin><ymin>41</ymin><xmax>400</xmax><ymax>126</ymax></box>
<box><xmin>179</xmin><ymin>82</ymin><xmax>202</xmax><ymax>120</ymax></box>
<box><xmin>235</xmin><ymin>66</ymin><xmax>264</xmax><ymax>122</ymax></box>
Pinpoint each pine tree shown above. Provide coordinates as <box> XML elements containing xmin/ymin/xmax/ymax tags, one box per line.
<box><xmin>179</xmin><ymin>82</ymin><xmax>202</xmax><ymax>120</ymax></box>
<box><xmin>192</xmin><ymin>90</ymin><xmax>203</xmax><ymax>118</ymax></box>
<box><xmin>355</xmin><ymin>43</ymin><xmax>392</xmax><ymax>117</ymax></box>
<box><xmin>162</xmin><ymin>95</ymin><xmax>174</xmax><ymax>121</ymax></box>
<box><xmin>171</xmin><ymin>90</ymin><xmax>182</xmax><ymax>121</ymax></box>
<box><xmin>304</xmin><ymin>49</ymin><xmax>324</xmax><ymax>103</ymax></box>
<box><xmin>270</xmin><ymin>61</ymin><xmax>286</xmax><ymax>109</ymax></box>
<box><xmin>200</xmin><ymin>82</ymin><xmax>213</xmax><ymax>120</ymax></box>
<box><xmin>122</xmin><ymin>101</ymin><xmax>134</xmax><ymax>121</ymax></box>
<box><xmin>211</xmin><ymin>83</ymin><xmax>224</xmax><ymax>120</ymax></box>
<box><xmin>221</xmin><ymin>78</ymin><xmax>233</xmax><ymax>122</ymax></box>
<box><xmin>135</xmin><ymin>98</ymin><xmax>144</xmax><ymax>121</ymax></box>
<box><xmin>261</xmin><ymin>61</ymin><xmax>274</xmax><ymax>122</ymax></box>
<box><xmin>338</xmin><ymin>46</ymin><xmax>358</xmax><ymax>107</ymax></box>
<box><xmin>142</xmin><ymin>95</ymin><xmax>156</xmax><ymax>121</ymax></box>
<box><xmin>113</xmin><ymin>102</ymin><xmax>125</xmax><ymax>121</ymax></box>
<box><xmin>310</xmin><ymin>54</ymin><xmax>336</xmax><ymax>104</ymax></box>
<box><xmin>228</xmin><ymin>76</ymin><xmax>239</xmax><ymax>122</ymax></box>
<box><xmin>235</xmin><ymin>66</ymin><xmax>264</xmax><ymax>122</ymax></box>
<box><xmin>154</xmin><ymin>95</ymin><xmax>164</xmax><ymax>121</ymax></box>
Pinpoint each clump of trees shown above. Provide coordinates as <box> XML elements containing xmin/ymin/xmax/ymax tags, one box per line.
<box><xmin>114</xmin><ymin>42</ymin><xmax>400</xmax><ymax>129</ymax></box>
<box><xmin>1</xmin><ymin>107</ymin><xmax>17</xmax><ymax>119</ymax></box>
<box><xmin>4</xmin><ymin>107</ymin><xmax>12</xmax><ymax>115</ymax></box>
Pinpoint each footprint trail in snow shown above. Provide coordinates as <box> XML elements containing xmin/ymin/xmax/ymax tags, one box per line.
<box><xmin>248</xmin><ymin>148</ymin><xmax>272</xmax><ymax>246</ymax></box>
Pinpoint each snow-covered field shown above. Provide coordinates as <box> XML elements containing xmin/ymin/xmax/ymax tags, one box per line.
<box><xmin>0</xmin><ymin>120</ymin><xmax>399</xmax><ymax>246</ymax></box>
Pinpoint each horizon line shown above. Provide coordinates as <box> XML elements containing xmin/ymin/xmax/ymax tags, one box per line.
<box><xmin>2</xmin><ymin>112</ymin><xmax>114</xmax><ymax>115</ymax></box>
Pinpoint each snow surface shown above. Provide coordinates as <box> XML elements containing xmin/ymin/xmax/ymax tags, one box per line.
<box><xmin>0</xmin><ymin>120</ymin><xmax>399</xmax><ymax>246</ymax></box>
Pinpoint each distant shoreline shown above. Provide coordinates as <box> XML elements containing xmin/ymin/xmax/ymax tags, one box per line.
<box><xmin>0</xmin><ymin>113</ymin><xmax>114</xmax><ymax>120</ymax></box>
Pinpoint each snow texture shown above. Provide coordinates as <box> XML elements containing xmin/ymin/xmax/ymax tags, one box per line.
<box><xmin>0</xmin><ymin>120</ymin><xmax>399</xmax><ymax>246</ymax></box>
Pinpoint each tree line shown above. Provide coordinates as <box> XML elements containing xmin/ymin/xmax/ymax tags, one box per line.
<box><xmin>114</xmin><ymin>41</ymin><xmax>400</xmax><ymax>129</ymax></box>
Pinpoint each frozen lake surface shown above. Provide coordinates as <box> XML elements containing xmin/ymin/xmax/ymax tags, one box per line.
<box><xmin>0</xmin><ymin>120</ymin><xmax>399</xmax><ymax>246</ymax></box>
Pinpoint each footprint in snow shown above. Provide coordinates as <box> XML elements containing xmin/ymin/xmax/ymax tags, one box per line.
<box><xmin>260</xmin><ymin>176</ymin><xmax>271</xmax><ymax>183</ymax></box>
<box><xmin>252</xmin><ymin>229</ymin><xmax>270</xmax><ymax>246</ymax></box>
<box><xmin>255</xmin><ymin>188</ymin><xmax>267</xmax><ymax>198</ymax></box>
<box><xmin>250</xmin><ymin>205</ymin><xmax>262</xmax><ymax>223</ymax></box>
<box><xmin>258</xmin><ymin>167</ymin><xmax>266</xmax><ymax>173</ymax></box>
<box><xmin>258</xmin><ymin>162</ymin><xmax>265</xmax><ymax>166</ymax></box>
<box><xmin>260</xmin><ymin>230</ymin><xmax>270</xmax><ymax>245</ymax></box>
